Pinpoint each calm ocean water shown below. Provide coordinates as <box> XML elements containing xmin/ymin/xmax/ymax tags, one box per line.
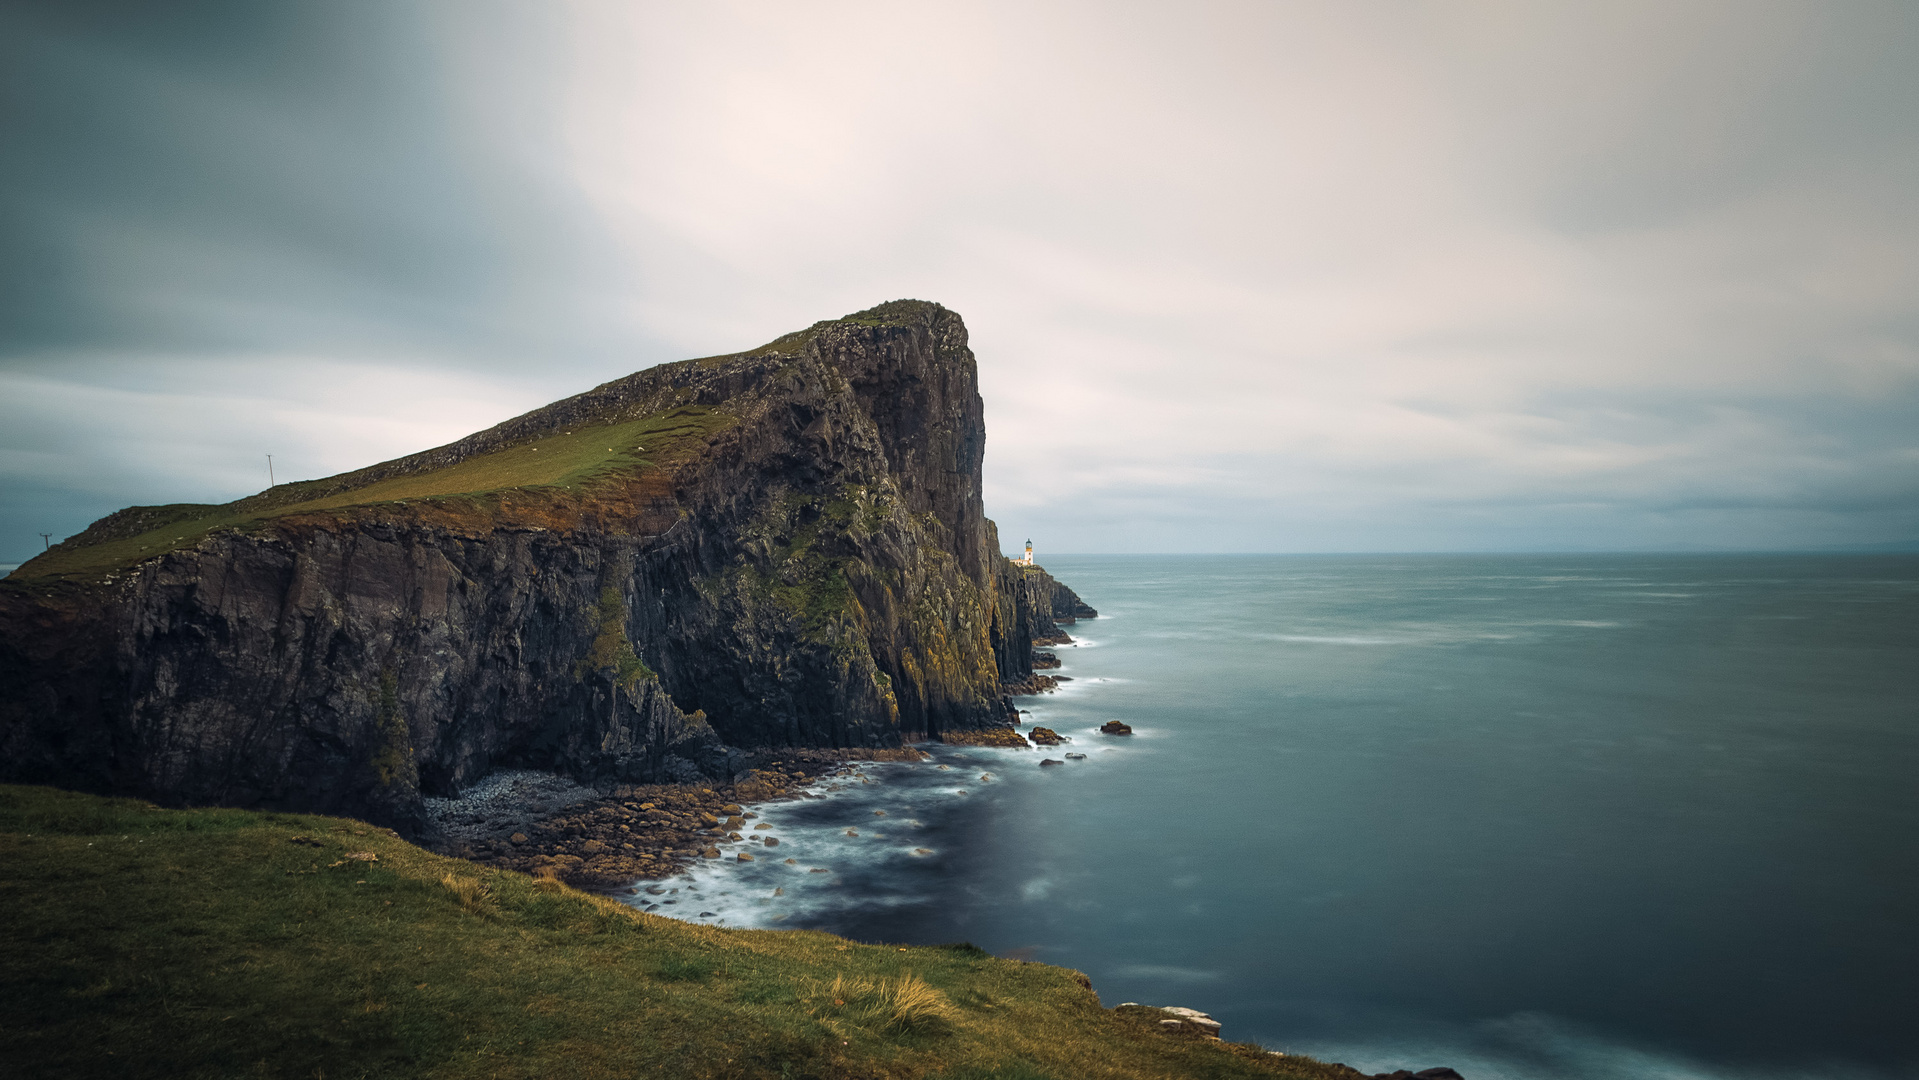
<box><xmin>642</xmin><ymin>554</ymin><xmax>1919</xmax><ymax>1078</ymax></box>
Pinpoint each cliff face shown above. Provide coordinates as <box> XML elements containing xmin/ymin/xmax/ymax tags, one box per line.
<box><xmin>0</xmin><ymin>300</ymin><xmax>1069</xmax><ymax>833</ymax></box>
<box><xmin>1016</xmin><ymin>565</ymin><xmax>1100</xmax><ymax>644</ymax></box>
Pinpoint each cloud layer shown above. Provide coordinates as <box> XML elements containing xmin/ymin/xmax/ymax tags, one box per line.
<box><xmin>4</xmin><ymin>0</ymin><xmax>1916</xmax><ymax>558</ymax></box>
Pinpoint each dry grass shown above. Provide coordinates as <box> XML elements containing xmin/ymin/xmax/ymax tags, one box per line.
<box><xmin>439</xmin><ymin>871</ymin><xmax>496</xmax><ymax>915</ymax></box>
<box><xmin>808</xmin><ymin>972</ymin><xmax>960</xmax><ymax>1034</ymax></box>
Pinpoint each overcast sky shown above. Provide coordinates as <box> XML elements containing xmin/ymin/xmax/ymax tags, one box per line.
<box><xmin>4</xmin><ymin>0</ymin><xmax>1917</xmax><ymax>559</ymax></box>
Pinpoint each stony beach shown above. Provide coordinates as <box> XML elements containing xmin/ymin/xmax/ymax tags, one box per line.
<box><xmin>426</xmin><ymin>748</ymin><xmax>931</xmax><ymax>890</ymax></box>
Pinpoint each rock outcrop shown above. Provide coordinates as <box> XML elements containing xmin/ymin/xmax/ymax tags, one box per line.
<box><xmin>0</xmin><ymin>300</ymin><xmax>1082</xmax><ymax>835</ymax></box>
<box><xmin>1007</xmin><ymin>563</ymin><xmax>1096</xmax><ymax>647</ymax></box>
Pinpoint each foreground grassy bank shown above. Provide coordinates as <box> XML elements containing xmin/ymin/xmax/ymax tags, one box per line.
<box><xmin>0</xmin><ymin>785</ymin><xmax>1349</xmax><ymax>1080</ymax></box>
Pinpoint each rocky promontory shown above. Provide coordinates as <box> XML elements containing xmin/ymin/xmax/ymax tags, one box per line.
<box><xmin>0</xmin><ymin>300</ymin><xmax>1089</xmax><ymax>837</ymax></box>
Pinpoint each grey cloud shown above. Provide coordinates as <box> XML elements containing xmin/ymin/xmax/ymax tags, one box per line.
<box><xmin>3</xmin><ymin>0</ymin><xmax>1917</xmax><ymax>562</ymax></box>
<box><xmin>0</xmin><ymin>0</ymin><xmax>641</xmax><ymax>364</ymax></box>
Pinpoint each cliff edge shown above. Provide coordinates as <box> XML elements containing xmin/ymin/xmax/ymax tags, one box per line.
<box><xmin>0</xmin><ymin>300</ymin><xmax>1079</xmax><ymax>834</ymax></box>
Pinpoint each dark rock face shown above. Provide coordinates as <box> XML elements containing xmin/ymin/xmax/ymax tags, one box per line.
<box><xmin>1009</xmin><ymin>563</ymin><xmax>1094</xmax><ymax>646</ymax></box>
<box><xmin>1050</xmin><ymin>578</ymin><xmax>1099</xmax><ymax>622</ymax></box>
<box><xmin>0</xmin><ymin>301</ymin><xmax>1076</xmax><ymax>835</ymax></box>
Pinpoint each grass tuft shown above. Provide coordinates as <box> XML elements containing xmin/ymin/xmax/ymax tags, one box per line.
<box><xmin>808</xmin><ymin>972</ymin><xmax>960</xmax><ymax>1034</ymax></box>
<box><xmin>656</xmin><ymin>956</ymin><xmax>717</xmax><ymax>982</ymax></box>
<box><xmin>439</xmin><ymin>871</ymin><xmax>496</xmax><ymax>916</ymax></box>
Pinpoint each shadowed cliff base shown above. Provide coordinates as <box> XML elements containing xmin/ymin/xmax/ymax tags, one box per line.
<box><xmin>0</xmin><ymin>301</ymin><xmax>1091</xmax><ymax>837</ymax></box>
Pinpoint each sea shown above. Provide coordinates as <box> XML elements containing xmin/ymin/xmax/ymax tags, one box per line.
<box><xmin>626</xmin><ymin>554</ymin><xmax>1919</xmax><ymax>1078</ymax></box>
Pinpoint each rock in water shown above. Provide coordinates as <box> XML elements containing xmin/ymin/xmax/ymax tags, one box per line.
<box><xmin>1099</xmin><ymin>720</ymin><xmax>1134</xmax><ymax>735</ymax></box>
<box><xmin>0</xmin><ymin>301</ymin><xmax>1096</xmax><ymax>836</ymax></box>
<box><xmin>1028</xmin><ymin>726</ymin><xmax>1064</xmax><ymax>746</ymax></box>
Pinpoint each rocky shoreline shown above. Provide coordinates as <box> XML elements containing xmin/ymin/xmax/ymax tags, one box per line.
<box><xmin>427</xmin><ymin>748</ymin><xmax>930</xmax><ymax>889</ymax></box>
<box><xmin>429</xmin><ymin>724</ymin><xmax>1469</xmax><ymax>1079</ymax></box>
<box><xmin>425</xmin><ymin>568</ymin><xmax>1098</xmax><ymax>889</ymax></box>
<box><xmin>1118</xmin><ymin>1005</ymin><xmax>1464</xmax><ymax>1079</ymax></box>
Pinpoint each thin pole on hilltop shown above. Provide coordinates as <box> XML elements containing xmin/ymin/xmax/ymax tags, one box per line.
<box><xmin>267</xmin><ymin>454</ymin><xmax>275</xmax><ymax>488</ymax></box>
<box><xmin>40</xmin><ymin>532</ymin><xmax>52</xmax><ymax>551</ymax></box>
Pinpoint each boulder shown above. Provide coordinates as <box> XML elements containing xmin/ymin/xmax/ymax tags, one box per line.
<box><xmin>1099</xmin><ymin>720</ymin><xmax>1133</xmax><ymax>735</ymax></box>
<box><xmin>1156</xmin><ymin>1006</ymin><xmax>1221</xmax><ymax>1037</ymax></box>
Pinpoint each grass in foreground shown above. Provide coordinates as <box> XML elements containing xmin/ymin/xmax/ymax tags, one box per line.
<box><xmin>0</xmin><ymin>784</ymin><xmax>1350</xmax><ymax>1080</ymax></box>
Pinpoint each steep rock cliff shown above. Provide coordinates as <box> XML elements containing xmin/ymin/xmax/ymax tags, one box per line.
<box><xmin>1010</xmin><ymin>564</ymin><xmax>1100</xmax><ymax>647</ymax></box>
<box><xmin>0</xmin><ymin>301</ymin><xmax>1069</xmax><ymax>833</ymax></box>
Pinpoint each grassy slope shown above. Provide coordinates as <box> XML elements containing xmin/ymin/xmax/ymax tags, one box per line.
<box><xmin>0</xmin><ymin>785</ymin><xmax>1349</xmax><ymax>1080</ymax></box>
<box><xmin>14</xmin><ymin>406</ymin><xmax>732</xmax><ymax>583</ymax></box>
<box><xmin>12</xmin><ymin>298</ymin><xmax>959</xmax><ymax>586</ymax></box>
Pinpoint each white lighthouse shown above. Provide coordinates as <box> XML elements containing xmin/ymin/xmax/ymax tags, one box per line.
<box><xmin>1021</xmin><ymin>539</ymin><xmax>1034</xmax><ymax>566</ymax></box>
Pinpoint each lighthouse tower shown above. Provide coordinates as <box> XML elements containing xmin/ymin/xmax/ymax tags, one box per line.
<box><xmin>1021</xmin><ymin>539</ymin><xmax>1034</xmax><ymax>566</ymax></box>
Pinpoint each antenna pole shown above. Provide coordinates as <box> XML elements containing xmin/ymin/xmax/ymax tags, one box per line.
<box><xmin>267</xmin><ymin>454</ymin><xmax>275</xmax><ymax>488</ymax></box>
<box><xmin>39</xmin><ymin>532</ymin><xmax>52</xmax><ymax>551</ymax></box>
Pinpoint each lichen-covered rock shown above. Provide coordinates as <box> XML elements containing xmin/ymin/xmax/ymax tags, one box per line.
<box><xmin>0</xmin><ymin>301</ymin><xmax>1071</xmax><ymax>836</ymax></box>
<box><xmin>940</xmin><ymin>727</ymin><xmax>1031</xmax><ymax>748</ymax></box>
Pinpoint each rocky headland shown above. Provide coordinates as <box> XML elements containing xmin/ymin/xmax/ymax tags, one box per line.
<box><xmin>0</xmin><ymin>300</ymin><xmax>1094</xmax><ymax>841</ymax></box>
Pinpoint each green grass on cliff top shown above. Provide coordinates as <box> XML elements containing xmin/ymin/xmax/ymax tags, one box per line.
<box><xmin>0</xmin><ymin>785</ymin><xmax>1348</xmax><ymax>1080</ymax></box>
<box><xmin>11</xmin><ymin>406</ymin><xmax>731</xmax><ymax>584</ymax></box>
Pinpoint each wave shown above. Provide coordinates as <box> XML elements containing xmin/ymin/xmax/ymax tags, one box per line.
<box><xmin>1282</xmin><ymin>1012</ymin><xmax>1904</xmax><ymax>1080</ymax></box>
